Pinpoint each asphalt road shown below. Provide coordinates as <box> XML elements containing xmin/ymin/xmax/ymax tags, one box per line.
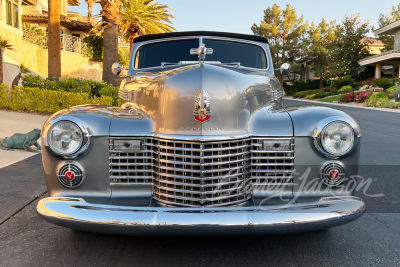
<box><xmin>0</xmin><ymin>99</ymin><xmax>399</xmax><ymax>267</ymax></box>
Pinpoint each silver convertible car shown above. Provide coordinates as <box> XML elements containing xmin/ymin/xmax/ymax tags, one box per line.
<box><xmin>37</xmin><ymin>31</ymin><xmax>365</xmax><ymax>235</ymax></box>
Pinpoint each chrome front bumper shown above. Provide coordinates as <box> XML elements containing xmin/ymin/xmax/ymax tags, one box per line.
<box><xmin>37</xmin><ymin>196</ymin><xmax>365</xmax><ymax>235</ymax></box>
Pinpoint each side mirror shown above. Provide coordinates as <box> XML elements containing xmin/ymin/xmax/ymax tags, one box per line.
<box><xmin>112</xmin><ymin>62</ymin><xmax>127</xmax><ymax>76</ymax></box>
<box><xmin>277</xmin><ymin>63</ymin><xmax>291</xmax><ymax>76</ymax></box>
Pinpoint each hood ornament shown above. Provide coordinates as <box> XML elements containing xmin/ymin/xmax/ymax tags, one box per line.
<box><xmin>194</xmin><ymin>90</ymin><xmax>211</xmax><ymax>123</ymax></box>
<box><xmin>190</xmin><ymin>36</ymin><xmax>213</xmax><ymax>65</ymax></box>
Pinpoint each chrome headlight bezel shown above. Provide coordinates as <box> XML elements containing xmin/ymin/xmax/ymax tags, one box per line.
<box><xmin>46</xmin><ymin>119</ymin><xmax>91</xmax><ymax>159</ymax></box>
<box><xmin>313</xmin><ymin>117</ymin><xmax>361</xmax><ymax>159</ymax></box>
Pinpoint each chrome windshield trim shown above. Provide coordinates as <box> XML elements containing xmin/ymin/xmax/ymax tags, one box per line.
<box><xmin>130</xmin><ymin>35</ymin><xmax>270</xmax><ymax>72</ymax></box>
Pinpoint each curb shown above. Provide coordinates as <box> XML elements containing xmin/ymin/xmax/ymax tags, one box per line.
<box><xmin>283</xmin><ymin>97</ymin><xmax>400</xmax><ymax>114</ymax></box>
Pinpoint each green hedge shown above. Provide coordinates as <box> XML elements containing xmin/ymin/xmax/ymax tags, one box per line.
<box><xmin>338</xmin><ymin>85</ymin><xmax>353</xmax><ymax>94</ymax></box>
<box><xmin>284</xmin><ymin>80</ymin><xmax>327</xmax><ymax>96</ymax></box>
<box><xmin>373</xmin><ymin>77</ymin><xmax>393</xmax><ymax>90</ymax></box>
<box><xmin>21</xmin><ymin>75</ymin><xmax>118</xmax><ymax>106</ymax></box>
<box><xmin>295</xmin><ymin>89</ymin><xmax>324</xmax><ymax>98</ymax></box>
<box><xmin>0</xmin><ymin>85</ymin><xmax>112</xmax><ymax>114</ymax></box>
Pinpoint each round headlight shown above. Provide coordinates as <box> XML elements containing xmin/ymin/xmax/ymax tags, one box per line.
<box><xmin>48</xmin><ymin>121</ymin><xmax>83</xmax><ymax>155</ymax></box>
<box><xmin>321</xmin><ymin>122</ymin><xmax>355</xmax><ymax>156</ymax></box>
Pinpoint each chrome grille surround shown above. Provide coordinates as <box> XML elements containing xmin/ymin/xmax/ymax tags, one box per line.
<box><xmin>109</xmin><ymin>137</ymin><xmax>153</xmax><ymax>185</ymax></box>
<box><xmin>109</xmin><ymin>136</ymin><xmax>295</xmax><ymax>207</ymax></box>
<box><xmin>153</xmin><ymin>137</ymin><xmax>252</xmax><ymax>207</ymax></box>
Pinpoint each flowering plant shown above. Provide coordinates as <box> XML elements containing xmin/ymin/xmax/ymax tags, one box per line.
<box><xmin>339</xmin><ymin>91</ymin><xmax>372</xmax><ymax>103</ymax></box>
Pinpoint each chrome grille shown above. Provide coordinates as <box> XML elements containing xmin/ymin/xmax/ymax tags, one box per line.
<box><xmin>153</xmin><ymin>138</ymin><xmax>252</xmax><ymax>207</ymax></box>
<box><xmin>250</xmin><ymin>138</ymin><xmax>295</xmax><ymax>185</ymax></box>
<box><xmin>108</xmin><ymin>137</ymin><xmax>295</xmax><ymax>206</ymax></box>
<box><xmin>109</xmin><ymin>137</ymin><xmax>153</xmax><ymax>185</ymax></box>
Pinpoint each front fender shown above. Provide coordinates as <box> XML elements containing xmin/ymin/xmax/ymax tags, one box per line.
<box><xmin>41</xmin><ymin>105</ymin><xmax>115</xmax><ymax>204</ymax></box>
<box><xmin>285</xmin><ymin>106</ymin><xmax>358</xmax><ymax>137</ymax></box>
<box><xmin>285</xmin><ymin>106</ymin><xmax>361</xmax><ymax>198</ymax></box>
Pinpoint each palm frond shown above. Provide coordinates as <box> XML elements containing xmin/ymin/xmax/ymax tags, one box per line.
<box><xmin>119</xmin><ymin>0</ymin><xmax>176</xmax><ymax>44</ymax></box>
<box><xmin>0</xmin><ymin>36</ymin><xmax>15</xmax><ymax>50</ymax></box>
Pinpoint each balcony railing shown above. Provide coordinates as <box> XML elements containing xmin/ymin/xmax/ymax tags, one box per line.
<box><xmin>22</xmin><ymin>26</ymin><xmax>47</xmax><ymax>47</ymax></box>
<box><xmin>22</xmin><ymin>26</ymin><xmax>88</xmax><ymax>57</ymax></box>
<box><xmin>61</xmin><ymin>34</ymin><xmax>88</xmax><ymax>57</ymax></box>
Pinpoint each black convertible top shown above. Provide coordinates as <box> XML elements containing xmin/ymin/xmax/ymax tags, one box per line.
<box><xmin>133</xmin><ymin>31</ymin><xmax>269</xmax><ymax>44</ymax></box>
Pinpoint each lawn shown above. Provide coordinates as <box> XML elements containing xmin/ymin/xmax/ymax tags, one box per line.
<box><xmin>318</xmin><ymin>95</ymin><xmax>341</xmax><ymax>102</ymax></box>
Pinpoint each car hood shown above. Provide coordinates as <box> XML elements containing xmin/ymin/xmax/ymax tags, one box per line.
<box><xmin>116</xmin><ymin>63</ymin><xmax>291</xmax><ymax>136</ymax></box>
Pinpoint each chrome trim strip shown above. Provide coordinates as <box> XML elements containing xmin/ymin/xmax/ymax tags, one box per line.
<box><xmin>155</xmin><ymin>165</ymin><xmax>247</xmax><ymax>174</ymax></box>
<box><xmin>153</xmin><ymin>171</ymin><xmax>249</xmax><ymax>181</ymax></box>
<box><xmin>130</xmin><ymin>35</ymin><xmax>271</xmax><ymax>72</ymax></box>
<box><xmin>157</xmin><ymin>158</ymin><xmax>248</xmax><ymax>166</ymax></box>
<box><xmin>155</xmin><ymin>144</ymin><xmax>250</xmax><ymax>152</ymax></box>
<box><xmin>154</xmin><ymin>151</ymin><xmax>249</xmax><ymax>159</ymax></box>
<box><xmin>154</xmin><ymin>185</ymin><xmax>250</xmax><ymax>195</ymax></box>
<box><xmin>154</xmin><ymin>190</ymin><xmax>251</xmax><ymax>203</ymax></box>
<box><xmin>155</xmin><ymin>178</ymin><xmax>247</xmax><ymax>188</ymax></box>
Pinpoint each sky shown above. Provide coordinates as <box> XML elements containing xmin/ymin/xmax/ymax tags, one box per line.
<box><xmin>69</xmin><ymin>0</ymin><xmax>397</xmax><ymax>35</ymax></box>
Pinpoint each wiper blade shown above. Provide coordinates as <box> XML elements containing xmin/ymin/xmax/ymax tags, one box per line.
<box><xmin>161</xmin><ymin>62</ymin><xmax>180</xmax><ymax>67</ymax></box>
<box><xmin>221</xmin><ymin>62</ymin><xmax>241</xmax><ymax>67</ymax></box>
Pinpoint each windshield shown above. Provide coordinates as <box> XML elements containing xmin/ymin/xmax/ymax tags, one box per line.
<box><xmin>134</xmin><ymin>39</ymin><xmax>267</xmax><ymax>69</ymax></box>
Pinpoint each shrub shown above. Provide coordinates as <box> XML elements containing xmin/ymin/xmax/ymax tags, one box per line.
<box><xmin>332</xmin><ymin>76</ymin><xmax>355</xmax><ymax>89</ymax></box>
<box><xmin>338</xmin><ymin>85</ymin><xmax>353</xmax><ymax>94</ymax></box>
<box><xmin>295</xmin><ymin>87</ymin><xmax>337</xmax><ymax>99</ymax></box>
<box><xmin>80</xmin><ymin>79</ymin><xmax>118</xmax><ymax>105</ymax></box>
<box><xmin>365</xmin><ymin>98</ymin><xmax>398</xmax><ymax>108</ymax></box>
<box><xmin>0</xmin><ymin>84</ymin><xmax>10</xmax><ymax>107</ymax></box>
<box><xmin>367</xmin><ymin>92</ymin><xmax>389</xmax><ymax>102</ymax></box>
<box><xmin>284</xmin><ymin>80</ymin><xmax>327</xmax><ymax>96</ymax></box>
<box><xmin>0</xmin><ymin>86</ymin><xmax>112</xmax><ymax>114</ymax></box>
<box><xmin>295</xmin><ymin>89</ymin><xmax>323</xmax><ymax>98</ymax></box>
<box><xmin>21</xmin><ymin>74</ymin><xmax>47</xmax><ymax>88</ymax></box>
<box><xmin>83</xmin><ymin>35</ymin><xmax>103</xmax><ymax>62</ymax></box>
<box><xmin>365</xmin><ymin>92</ymin><xmax>390</xmax><ymax>107</ymax></box>
<box><xmin>21</xmin><ymin>75</ymin><xmax>119</xmax><ymax>105</ymax></box>
<box><xmin>339</xmin><ymin>90</ymin><xmax>372</xmax><ymax>103</ymax></box>
<box><xmin>373</xmin><ymin>77</ymin><xmax>394</xmax><ymax>89</ymax></box>
<box><xmin>307</xmin><ymin>94</ymin><xmax>317</xmax><ymax>100</ymax></box>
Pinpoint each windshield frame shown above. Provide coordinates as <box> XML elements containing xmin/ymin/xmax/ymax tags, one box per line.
<box><xmin>130</xmin><ymin>35</ymin><xmax>270</xmax><ymax>72</ymax></box>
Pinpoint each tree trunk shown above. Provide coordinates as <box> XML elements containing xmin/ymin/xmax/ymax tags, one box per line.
<box><xmin>0</xmin><ymin>48</ymin><xmax>3</xmax><ymax>84</ymax></box>
<box><xmin>48</xmin><ymin>0</ymin><xmax>61</xmax><ymax>78</ymax></box>
<box><xmin>102</xmin><ymin>24</ymin><xmax>119</xmax><ymax>85</ymax></box>
<box><xmin>88</xmin><ymin>0</ymin><xmax>93</xmax><ymax>23</ymax></box>
<box><xmin>12</xmin><ymin>73</ymin><xmax>21</xmax><ymax>88</ymax></box>
<box><xmin>319</xmin><ymin>75</ymin><xmax>324</xmax><ymax>89</ymax></box>
<box><xmin>129</xmin><ymin>34</ymin><xmax>134</xmax><ymax>57</ymax></box>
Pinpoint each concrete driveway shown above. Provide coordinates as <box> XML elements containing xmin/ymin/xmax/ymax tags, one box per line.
<box><xmin>0</xmin><ymin>110</ymin><xmax>48</xmax><ymax>168</ymax></box>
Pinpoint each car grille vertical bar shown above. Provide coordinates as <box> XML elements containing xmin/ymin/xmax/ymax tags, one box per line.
<box><xmin>153</xmin><ymin>138</ymin><xmax>252</xmax><ymax>207</ymax></box>
<box><xmin>109</xmin><ymin>137</ymin><xmax>153</xmax><ymax>185</ymax></box>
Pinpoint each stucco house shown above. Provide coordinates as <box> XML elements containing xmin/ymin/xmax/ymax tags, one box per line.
<box><xmin>0</xmin><ymin>0</ymin><xmax>102</xmax><ymax>86</ymax></box>
<box><xmin>359</xmin><ymin>20</ymin><xmax>400</xmax><ymax>78</ymax></box>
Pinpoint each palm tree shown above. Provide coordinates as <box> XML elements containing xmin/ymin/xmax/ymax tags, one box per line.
<box><xmin>48</xmin><ymin>0</ymin><xmax>61</xmax><ymax>78</ymax></box>
<box><xmin>12</xmin><ymin>64</ymin><xmax>30</xmax><ymax>87</ymax></box>
<box><xmin>0</xmin><ymin>36</ymin><xmax>14</xmax><ymax>84</ymax></box>
<box><xmin>85</xmin><ymin>0</ymin><xmax>98</xmax><ymax>24</ymax></box>
<box><xmin>100</xmin><ymin>0</ymin><xmax>121</xmax><ymax>85</ymax></box>
<box><xmin>120</xmin><ymin>0</ymin><xmax>175</xmax><ymax>55</ymax></box>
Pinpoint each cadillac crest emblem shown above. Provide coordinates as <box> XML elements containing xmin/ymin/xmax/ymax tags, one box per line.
<box><xmin>194</xmin><ymin>90</ymin><xmax>211</xmax><ymax>123</ymax></box>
